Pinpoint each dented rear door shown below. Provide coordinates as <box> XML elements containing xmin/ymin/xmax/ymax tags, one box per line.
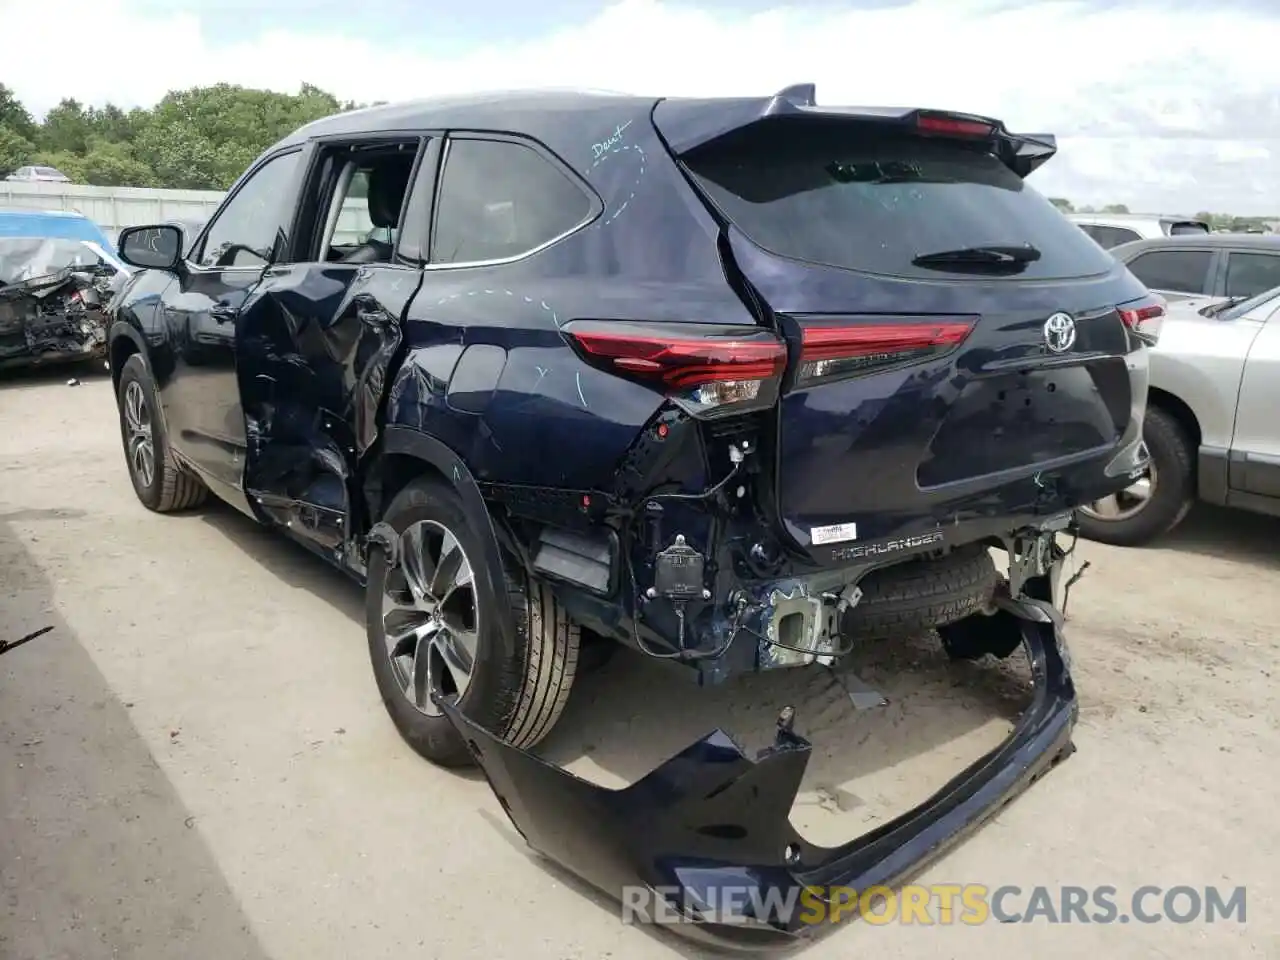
<box><xmin>235</xmin><ymin>261</ymin><xmax>421</xmax><ymax>552</ymax></box>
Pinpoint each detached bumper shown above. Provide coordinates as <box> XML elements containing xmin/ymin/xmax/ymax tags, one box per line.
<box><xmin>441</xmin><ymin>601</ymin><xmax>1077</xmax><ymax>950</ymax></box>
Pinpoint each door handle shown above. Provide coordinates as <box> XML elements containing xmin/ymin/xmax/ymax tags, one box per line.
<box><xmin>210</xmin><ymin>305</ymin><xmax>237</xmax><ymax>324</ymax></box>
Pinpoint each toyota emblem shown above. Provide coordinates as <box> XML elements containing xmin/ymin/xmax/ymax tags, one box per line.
<box><xmin>1043</xmin><ymin>312</ymin><xmax>1076</xmax><ymax>354</ymax></box>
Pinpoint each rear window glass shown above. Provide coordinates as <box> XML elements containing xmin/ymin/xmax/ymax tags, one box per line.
<box><xmin>1166</xmin><ymin>221</ymin><xmax>1209</xmax><ymax>236</ymax></box>
<box><xmin>682</xmin><ymin>121</ymin><xmax>1116</xmax><ymax>280</ymax></box>
<box><xmin>1081</xmin><ymin>224</ymin><xmax>1142</xmax><ymax>249</ymax></box>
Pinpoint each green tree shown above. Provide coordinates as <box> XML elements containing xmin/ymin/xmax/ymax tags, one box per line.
<box><xmin>0</xmin><ymin>84</ymin><xmax>37</xmax><ymax>141</ymax></box>
<box><xmin>0</xmin><ymin>125</ymin><xmax>36</xmax><ymax>176</ymax></box>
<box><xmin>1100</xmin><ymin>203</ymin><xmax>1130</xmax><ymax>214</ymax></box>
<box><xmin>38</xmin><ymin>98</ymin><xmax>94</xmax><ymax>155</ymax></box>
<box><xmin>80</xmin><ymin>138</ymin><xmax>155</xmax><ymax>187</ymax></box>
<box><xmin>1048</xmin><ymin>197</ymin><xmax>1074</xmax><ymax>212</ymax></box>
<box><xmin>138</xmin><ymin>82</ymin><xmax>344</xmax><ymax>188</ymax></box>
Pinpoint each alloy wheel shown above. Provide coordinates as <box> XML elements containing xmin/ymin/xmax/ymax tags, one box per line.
<box><xmin>1078</xmin><ymin>463</ymin><xmax>1158</xmax><ymax>522</ymax></box>
<box><xmin>380</xmin><ymin>520</ymin><xmax>479</xmax><ymax>717</ymax></box>
<box><xmin>123</xmin><ymin>380</ymin><xmax>156</xmax><ymax>490</ymax></box>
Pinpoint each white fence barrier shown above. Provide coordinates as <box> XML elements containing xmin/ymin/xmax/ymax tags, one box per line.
<box><xmin>1</xmin><ymin>181</ymin><xmax>374</xmax><ymax>247</ymax></box>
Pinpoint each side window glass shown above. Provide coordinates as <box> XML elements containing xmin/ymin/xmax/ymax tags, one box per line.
<box><xmin>196</xmin><ymin>151</ymin><xmax>301</xmax><ymax>268</ymax></box>
<box><xmin>430</xmin><ymin>138</ymin><xmax>592</xmax><ymax>265</ymax></box>
<box><xmin>1125</xmin><ymin>250</ymin><xmax>1212</xmax><ymax>294</ymax></box>
<box><xmin>1225</xmin><ymin>253</ymin><xmax>1280</xmax><ymax>299</ymax></box>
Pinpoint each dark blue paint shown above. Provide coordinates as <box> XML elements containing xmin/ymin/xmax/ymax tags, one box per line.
<box><xmin>441</xmin><ymin>596</ymin><xmax>1077</xmax><ymax>951</ymax></box>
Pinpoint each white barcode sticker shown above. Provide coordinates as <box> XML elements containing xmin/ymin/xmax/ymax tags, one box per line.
<box><xmin>810</xmin><ymin>522</ymin><xmax>858</xmax><ymax>545</ymax></box>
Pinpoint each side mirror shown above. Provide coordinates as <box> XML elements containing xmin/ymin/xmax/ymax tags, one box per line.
<box><xmin>118</xmin><ymin>224</ymin><xmax>184</xmax><ymax>272</ymax></box>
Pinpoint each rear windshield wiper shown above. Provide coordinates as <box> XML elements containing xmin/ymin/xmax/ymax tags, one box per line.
<box><xmin>912</xmin><ymin>244</ymin><xmax>1042</xmax><ymax>270</ymax></box>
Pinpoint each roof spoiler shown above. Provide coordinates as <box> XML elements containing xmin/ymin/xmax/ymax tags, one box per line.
<box><xmin>653</xmin><ymin>82</ymin><xmax>1058</xmax><ymax>178</ymax></box>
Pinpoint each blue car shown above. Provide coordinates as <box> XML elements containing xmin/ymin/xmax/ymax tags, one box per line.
<box><xmin>0</xmin><ymin>208</ymin><xmax>129</xmax><ymax>370</ymax></box>
<box><xmin>106</xmin><ymin>86</ymin><xmax>1158</xmax><ymax>947</ymax></box>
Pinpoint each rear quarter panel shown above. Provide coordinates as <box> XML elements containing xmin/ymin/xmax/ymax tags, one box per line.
<box><xmin>387</xmin><ymin>101</ymin><xmax>759</xmax><ymax>491</ymax></box>
<box><xmin>1148</xmin><ymin>312</ymin><xmax>1263</xmax><ymax>449</ymax></box>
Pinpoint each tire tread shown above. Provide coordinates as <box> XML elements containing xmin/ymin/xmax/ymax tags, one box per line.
<box><xmin>846</xmin><ymin>545</ymin><xmax>999</xmax><ymax>640</ymax></box>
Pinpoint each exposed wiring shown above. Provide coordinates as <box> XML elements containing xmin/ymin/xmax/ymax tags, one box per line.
<box><xmin>620</xmin><ymin>452</ymin><xmax>745</xmax><ymax>661</ymax></box>
<box><xmin>1058</xmin><ymin>527</ymin><xmax>1090</xmax><ymax>618</ymax></box>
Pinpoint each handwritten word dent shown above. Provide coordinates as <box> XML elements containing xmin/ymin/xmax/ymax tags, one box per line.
<box><xmin>592</xmin><ymin>120</ymin><xmax>633</xmax><ymax>159</ymax></box>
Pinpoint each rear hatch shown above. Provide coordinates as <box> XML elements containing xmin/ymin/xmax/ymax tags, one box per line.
<box><xmin>655</xmin><ymin>96</ymin><xmax>1154</xmax><ymax>554</ymax></box>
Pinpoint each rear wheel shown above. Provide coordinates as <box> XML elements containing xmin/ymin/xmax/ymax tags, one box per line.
<box><xmin>1076</xmin><ymin>406</ymin><xmax>1194</xmax><ymax>546</ymax></box>
<box><xmin>366</xmin><ymin>476</ymin><xmax>580</xmax><ymax>767</ymax></box>
<box><xmin>116</xmin><ymin>354</ymin><xmax>208</xmax><ymax>513</ymax></box>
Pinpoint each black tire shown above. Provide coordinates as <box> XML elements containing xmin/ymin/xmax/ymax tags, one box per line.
<box><xmin>1075</xmin><ymin>406</ymin><xmax>1194</xmax><ymax>547</ymax></box>
<box><xmin>844</xmin><ymin>544</ymin><xmax>1000</xmax><ymax>641</ymax></box>
<box><xmin>365</xmin><ymin>476</ymin><xmax>580</xmax><ymax>768</ymax></box>
<box><xmin>116</xmin><ymin>354</ymin><xmax>208</xmax><ymax>513</ymax></box>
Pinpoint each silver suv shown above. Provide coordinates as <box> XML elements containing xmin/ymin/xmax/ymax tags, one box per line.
<box><xmin>1068</xmin><ymin>212</ymin><xmax>1209</xmax><ymax>249</ymax></box>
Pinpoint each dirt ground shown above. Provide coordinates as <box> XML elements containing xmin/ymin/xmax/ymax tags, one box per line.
<box><xmin>2</xmin><ymin>366</ymin><xmax>1277</xmax><ymax>960</ymax></box>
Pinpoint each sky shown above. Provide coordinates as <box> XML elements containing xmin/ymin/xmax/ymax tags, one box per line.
<box><xmin>4</xmin><ymin>0</ymin><xmax>1280</xmax><ymax>214</ymax></box>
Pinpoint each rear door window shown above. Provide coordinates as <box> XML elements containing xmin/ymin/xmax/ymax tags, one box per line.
<box><xmin>1224</xmin><ymin>252</ymin><xmax>1280</xmax><ymax>299</ymax></box>
<box><xmin>430</xmin><ymin>138</ymin><xmax>593</xmax><ymax>265</ymax></box>
<box><xmin>681</xmin><ymin>122</ymin><xmax>1116</xmax><ymax>280</ymax></box>
<box><xmin>1124</xmin><ymin>249</ymin><xmax>1213</xmax><ymax>294</ymax></box>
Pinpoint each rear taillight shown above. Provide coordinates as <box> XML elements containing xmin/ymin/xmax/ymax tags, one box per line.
<box><xmin>1118</xmin><ymin>294</ymin><xmax>1165</xmax><ymax>347</ymax></box>
<box><xmin>564</xmin><ymin>321</ymin><xmax>787</xmax><ymax>418</ymax></box>
<box><xmin>795</xmin><ymin>317</ymin><xmax>976</xmax><ymax>387</ymax></box>
<box><xmin>915</xmin><ymin>111</ymin><xmax>996</xmax><ymax>138</ymax></box>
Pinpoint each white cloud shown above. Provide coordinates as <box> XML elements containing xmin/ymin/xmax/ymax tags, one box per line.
<box><xmin>5</xmin><ymin>0</ymin><xmax>1280</xmax><ymax>211</ymax></box>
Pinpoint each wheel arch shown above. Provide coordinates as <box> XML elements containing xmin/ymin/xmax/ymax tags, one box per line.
<box><xmin>108</xmin><ymin>321</ymin><xmax>145</xmax><ymax>394</ymax></box>
<box><xmin>1147</xmin><ymin>386</ymin><xmax>1202</xmax><ymax>448</ymax></box>
<box><xmin>365</xmin><ymin>426</ymin><xmax>520</xmax><ymax>665</ymax></box>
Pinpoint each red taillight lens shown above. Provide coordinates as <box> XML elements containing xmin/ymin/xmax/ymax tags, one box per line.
<box><xmin>1117</xmin><ymin>294</ymin><xmax>1165</xmax><ymax>347</ymax></box>
<box><xmin>915</xmin><ymin>112</ymin><xmax>996</xmax><ymax>138</ymax></box>
<box><xmin>564</xmin><ymin>321</ymin><xmax>787</xmax><ymax>417</ymax></box>
<box><xmin>796</xmin><ymin>318</ymin><xmax>976</xmax><ymax>386</ymax></box>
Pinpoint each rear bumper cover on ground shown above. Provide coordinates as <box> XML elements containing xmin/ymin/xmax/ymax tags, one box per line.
<box><xmin>440</xmin><ymin>593</ymin><xmax>1077</xmax><ymax>950</ymax></box>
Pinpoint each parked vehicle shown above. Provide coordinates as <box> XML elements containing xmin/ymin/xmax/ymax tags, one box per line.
<box><xmin>106</xmin><ymin>86</ymin><xmax>1155</xmax><ymax>947</ymax></box>
<box><xmin>1110</xmin><ymin>233</ymin><xmax>1280</xmax><ymax>303</ymax></box>
<box><xmin>1068</xmin><ymin>212</ymin><xmax>1209</xmax><ymax>249</ymax></box>
<box><xmin>4</xmin><ymin>165</ymin><xmax>72</xmax><ymax>183</ymax></box>
<box><xmin>0</xmin><ymin>208</ymin><xmax>129</xmax><ymax>370</ymax></box>
<box><xmin>1077</xmin><ymin>285</ymin><xmax>1280</xmax><ymax>545</ymax></box>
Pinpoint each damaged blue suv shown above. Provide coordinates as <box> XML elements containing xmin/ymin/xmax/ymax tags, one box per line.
<box><xmin>106</xmin><ymin>85</ymin><xmax>1159</xmax><ymax>947</ymax></box>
